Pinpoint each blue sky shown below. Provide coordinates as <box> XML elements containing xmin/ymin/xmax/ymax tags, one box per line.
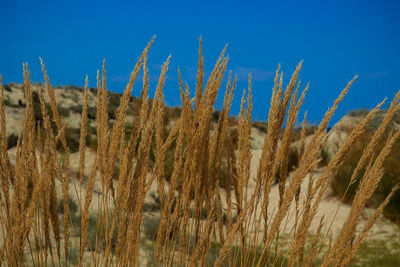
<box><xmin>1</xmin><ymin>0</ymin><xmax>400</xmax><ymax>124</ymax></box>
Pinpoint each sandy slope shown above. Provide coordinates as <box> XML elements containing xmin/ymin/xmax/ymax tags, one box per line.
<box><xmin>246</xmin><ymin>127</ymin><xmax>400</xmax><ymax>241</ymax></box>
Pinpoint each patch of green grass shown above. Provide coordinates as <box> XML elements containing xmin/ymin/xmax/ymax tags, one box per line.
<box><xmin>349</xmin><ymin>239</ymin><xmax>400</xmax><ymax>267</ymax></box>
<box><xmin>207</xmin><ymin>242</ymin><xmax>288</xmax><ymax>266</ymax></box>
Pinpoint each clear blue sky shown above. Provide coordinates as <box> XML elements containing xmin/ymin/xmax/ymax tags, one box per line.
<box><xmin>1</xmin><ymin>0</ymin><xmax>400</xmax><ymax>124</ymax></box>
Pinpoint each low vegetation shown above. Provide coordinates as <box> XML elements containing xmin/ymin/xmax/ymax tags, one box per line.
<box><xmin>332</xmin><ymin>130</ymin><xmax>400</xmax><ymax>224</ymax></box>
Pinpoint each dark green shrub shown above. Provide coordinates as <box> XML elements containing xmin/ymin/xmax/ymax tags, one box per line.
<box><xmin>57</xmin><ymin>198</ymin><xmax>79</xmax><ymax>215</ymax></box>
<box><xmin>319</xmin><ymin>147</ymin><xmax>329</xmax><ymax>167</ymax></box>
<box><xmin>89</xmin><ymin>87</ymin><xmax>97</xmax><ymax>95</ymax></box>
<box><xmin>163</xmin><ymin>106</ymin><xmax>182</xmax><ymax>124</ymax></box>
<box><xmin>6</xmin><ymin>133</ymin><xmax>19</xmax><ymax>149</ymax></box>
<box><xmin>288</xmin><ymin>147</ymin><xmax>299</xmax><ymax>170</ymax></box>
<box><xmin>164</xmin><ymin>145</ymin><xmax>176</xmax><ymax>181</ymax></box>
<box><xmin>331</xmin><ymin>130</ymin><xmax>400</xmax><ymax>223</ymax></box>
<box><xmin>86</xmin><ymin>212</ymin><xmax>119</xmax><ymax>252</ymax></box>
<box><xmin>274</xmin><ymin>147</ymin><xmax>299</xmax><ymax>184</ymax></box>
<box><xmin>87</xmin><ymin>106</ymin><xmax>97</xmax><ymax>120</ymax></box>
<box><xmin>143</xmin><ymin>192</ymin><xmax>161</xmax><ymax>212</ymax></box>
<box><xmin>66</xmin><ymin>246</ymin><xmax>79</xmax><ymax>265</ymax></box>
<box><xmin>32</xmin><ymin>91</ymin><xmax>43</xmax><ymax>124</ymax></box>
<box><xmin>142</xmin><ymin>202</ymin><xmax>160</xmax><ymax>212</ymax></box>
<box><xmin>253</xmin><ymin>121</ymin><xmax>268</xmax><ymax>133</ymax></box>
<box><xmin>89</xmin><ymin>136</ymin><xmax>98</xmax><ymax>151</ymax></box>
<box><xmin>212</xmin><ymin>110</ymin><xmax>221</xmax><ymax>122</ymax></box>
<box><xmin>3</xmin><ymin>96</ymin><xmax>18</xmax><ymax>107</ymax></box>
<box><xmin>57</xmin><ymin>106</ymin><xmax>70</xmax><ymax>117</ymax></box>
<box><xmin>58</xmin><ymin>127</ymin><xmax>81</xmax><ymax>153</ymax></box>
<box><xmin>108</xmin><ymin>92</ymin><xmax>121</xmax><ymax>120</ymax></box>
<box><xmin>65</xmin><ymin>84</ymin><xmax>82</xmax><ymax>91</ymax></box>
<box><xmin>143</xmin><ymin>216</ymin><xmax>161</xmax><ymax>241</ymax></box>
<box><xmin>348</xmin><ymin>108</ymin><xmax>369</xmax><ymax>117</ymax></box>
<box><xmin>392</xmin><ymin>111</ymin><xmax>400</xmax><ymax>124</ymax></box>
<box><xmin>4</xmin><ymin>84</ymin><xmax>12</xmax><ymax>92</ymax></box>
<box><xmin>3</xmin><ymin>98</ymin><xmax>10</xmax><ymax>106</ymax></box>
<box><xmin>69</xmin><ymin>105</ymin><xmax>83</xmax><ymax>114</ymax></box>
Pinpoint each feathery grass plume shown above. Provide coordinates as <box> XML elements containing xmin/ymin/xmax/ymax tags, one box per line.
<box><xmin>8</xmin><ymin>63</ymin><xmax>38</xmax><ymax>265</ymax></box>
<box><xmin>258</xmin><ymin>62</ymin><xmax>303</xmax><ymax>242</ymax></box>
<box><xmin>304</xmin><ymin>216</ymin><xmax>325</xmax><ymax>267</ymax></box>
<box><xmin>172</xmin><ymin>46</ymin><xmax>229</xmax><ymax>264</ymax></box>
<box><xmin>79</xmin><ymin>158</ymin><xmax>98</xmax><ymax>266</ymax></box>
<box><xmin>103</xmin><ymin>39</ymin><xmax>153</xmax><ymax>263</ymax></box>
<box><xmin>122</xmin><ymin>55</ymin><xmax>170</xmax><ymax>265</ymax></box>
<box><xmin>302</xmin><ymin>99</ymin><xmax>386</xmax><ymax>251</ymax></box>
<box><xmin>93</xmin><ymin>62</ymin><xmax>108</xmax><ymax>203</ymax></box>
<box><xmin>34</xmin><ymin>89</ymin><xmax>61</xmax><ymax>265</ymax></box>
<box><xmin>176</xmin><ymin>83</ymin><xmax>197</xmax><ymax>258</ymax></box>
<box><xmin>253</xmin><ymin>66</ymin><xmax>288</xmax><ymax>229</ymax></box>
<box><xmin>215</xmin><ymin>67</ymin><xmax>299</xmax><ymax>267</ymax></box>
<box><xmin>209</xmin><ymin>72</ymin><xmax>237</xmax><ymax>190</ymax></box>
<box><xmin>225</xmin><ymin>130</ymin><xmax>236</xmax><ymax>232</ymax></box>
<box><xmin>0</xmin><ymin>75</ymin><xmax>12</xmax><ymax>266</ymax></box>
<box><xmin>40</xmin><ymin>58</ymin><xmax>72</xmax><ymax>263</ymax></box>
<box><xmin>191</xmin><ymin>45</ymin><xmax>229</xmax><ymax>244</ymax></box>
<box><xmin>105</xmin><ymin>38</ymin><xmax>154</xmax><ymax>197</ymax></box>
<box><xmin>154</xmin><ymin>57</ymin><xmax>188</xmax><ymax>260</ymax></box>
<box><xmin>277</xmin><ymin>82</ymin><xmax>309</xmax><ymax>207</ymax></box>
<box><xmin>180</xmin><ymin>95</ymin><xmax>201</xmax><ymax>252</ymax></box>
<box><xmin>203</xmin><ymin>73</ymin><xmax>237</xmax><ymax>247</ymax></box>
<box><xmin>0</xmin><ymin>76</ymin><xmax>11</xmax><ymax>218</ymax></box>
<box><xmin>79</xmin><ymin>76</ymin><xmax>89</xmax><ymax>194</ymax></box>
<box><xmin>206</xmin><ymin>73</ymin><xmax>237</xmax><ymax>245</ymax></box>
<box><xmin>235</xmin><ymin>75</ymin><xmax>253</xmax><ymax>248</ymax></box>
<box><xmin>257</xmin><ymin>77</ymin><xmax>354</xmax><ymax>266</ymax></box>
<box><xmin>194</xmin><ymin>36</ymin><xmax>204</xmax><ymax>114</ymax></box>
<box><xmin>37</xmin><ymin>90</ymin><xmax>54</xmax><ymax>264</ymax></box>
<box><xmin>285</xmin><ymin>79</ymin><xmax>387</xmax><ymax>267</ymax></box>
<box><xmin>293</xmin><ymin>111</ymin><xmax>308</xmax><ymax>229</ymax></box>
<box><xmin>214</xmin><ymin>68</ymin><xmax>298</xmax><ymax>267</ymax></box>
<box><xmin>269</xmin><ymin>81</ymin><xmax>308</xmax><ymax>264</ymax></box>
<box><xmin>114</xmin><ymin>53</ymin><xmax>151</xmax><ymax>262</ymax></box>
<box><xmin>114</xmin><ymin>89</ymin><xmax>150</xmax><ymax>260</ymax></box>
<box><xmin>190</xmin><ymin>206</ymin><xmax>217</xmax><ymax>266</ymax></box>
<box><xmin>152</xmin><ymin>69</ymin><xmax>167</xmax><ymax>209</ymax></box>
<box><xmin>276</xmin><ymin>80</ymin><xmax>301</xmax><ymax>205</ymax></box>
<box><xmin>298</xmin><ymin>111</ymin><xmax>308</xmax><ymax>160</ymax></box>
<box><xmin>103</xmin><ymin>40</ymin><xmax>154</xmax><ymax>262</ymax></box>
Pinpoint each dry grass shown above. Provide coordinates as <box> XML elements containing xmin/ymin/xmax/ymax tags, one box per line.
<box><xmin>0</xmin><ymin>38</ymin><xmax>399</xmax><ymax>266</ymax></box>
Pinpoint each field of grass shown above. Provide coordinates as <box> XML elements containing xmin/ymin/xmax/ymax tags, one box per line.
<box><xmin>0</xmin><ymin>38</ymin><xmax>399</xmax><ymax>266</ymax></box>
